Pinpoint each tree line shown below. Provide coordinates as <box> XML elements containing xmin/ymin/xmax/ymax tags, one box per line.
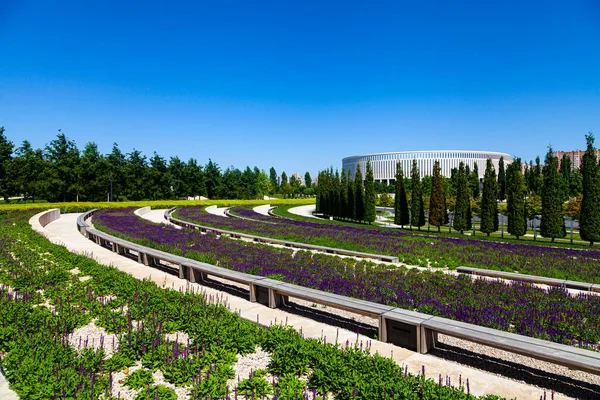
<box><xmin>0</xmin><ymin>128</ymin><xmax>313</xmax><ymax>202</ymax></box>
<box><xmin>316</xmin><ymin>133</ymin><xmax>600</xmax><ymax>246</ymax></box>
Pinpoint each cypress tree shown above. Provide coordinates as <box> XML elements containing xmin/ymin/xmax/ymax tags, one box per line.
<box><xmin>498</xmin><ymin>156</ymin><xmax>506</xmax><ymax>201</ymax></box>
<box><xmin>340</xmin><ymin>168</ymin><xmax>348</xmax><ymax>219</ymax></box>
<box><xmin>471</xmin><ymin>163</ymin><xmax>480</xmax><ymax>198</ymax></box>
<box><xmin>507</xmin><ymin>157</ymin><xmax>527</xmax><ymax>239</ymax></box>
<box><xmin>354</xmin><ymin>164</ymin><xmax>365</xmax><ymax>221</ymax></box>
<box><xmin>347</xmin><ymin>169</ymin><xmax>355</xmax><ymax>221</ymax></box>
<box><xmin>394</xmin><ymin>162</ymin><xmax>409</xmax><ymax>226</ymax></box>
<box><xmin>315</xmin><ymin>170</ymin><xmax>323</xmax><ymax>214</ymax></box>
<box><xmin>540</xmin><ymin>146</ymin><xmax>565</xmax><ymax>242</ymax></box>
<box><xmin>580</xmin><ymin>133</ymin><xmax>600</xmax><ymax>246</ymax></box>
<box><xmin>453</xmin><ymin>162</ymin><xmax>469</xmax><ymax>233</ymax></box>
<box><xmin>410</xmin><ymin>159</ymin><xmax>425</xmax><ymax>230</ymax></box>
<box><xmin>429</xmin><ymin>160</ymin><xmax>445</xmax><ymax>232</ymax></box>
<box><xmin>480</xmin><ymin>158</ymin><xmax>498</xmax><ymax>236</ymax></box>
<box><xmin>559</xmin><ymin>154</ymin><xmax>571</xmax><ymax>202</ymax></box>
<box><xmin>364</xmin><ymin>160</ymin><xmax>376</xmax><ymax>224</ymax></box>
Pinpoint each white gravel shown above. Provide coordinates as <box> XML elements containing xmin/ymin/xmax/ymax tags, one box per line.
<box><xmin>228</xmin><ymin>347</ymin><xmax>273</xmax><ymax>391</ymax></box>
<box><xmin>69</xmin><ymin>319</ymin><xmax>119</xmax><ymax>357</ymax></box>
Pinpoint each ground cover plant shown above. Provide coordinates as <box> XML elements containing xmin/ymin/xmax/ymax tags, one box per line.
<box><xmin>177</xmin><ymin>205</ymin><xmax>600</xmax><ymax>284</ymax></box>
<box><xmin>0</xmin><ymin>209</ymin><xmax>508</xmax><ymax>399</ymax></box>
<box><xmin>94</xmin><ymin>208</ymin><xmax>600</xmax><ymax>352</ymax></box>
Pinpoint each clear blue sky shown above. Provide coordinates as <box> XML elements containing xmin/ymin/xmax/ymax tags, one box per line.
<box><xmin>1</xmin><ymin>1</ymin><xmax>599</xmax><ymax>175</ymax></box>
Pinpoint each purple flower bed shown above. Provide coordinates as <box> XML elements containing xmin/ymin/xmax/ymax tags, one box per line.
<box><xmin>94</xmin><ymin>208</ymin><xmax>600</xmax><ymax>351</ymax></box>
<box><xmin>176</xmin><ymin>206</ymin><xmax>600</xmax><ymax>284</ymax></box>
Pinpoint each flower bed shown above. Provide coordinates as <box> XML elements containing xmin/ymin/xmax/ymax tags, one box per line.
<box><xmin>94</xmin><ymin>208</ymin><xmax>600</xmax><ymax>352</ymax></box>
<box><xmin>178</xmin><ymin>206</ymin><xmax>600</xmax><ymax>284</ymax></box>
<box><xmin>0</xmin><ymin>209</ymin><xmax>508</xmax><ymax>399</ymax></box>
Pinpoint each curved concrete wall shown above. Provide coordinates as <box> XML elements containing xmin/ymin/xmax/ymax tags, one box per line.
<box><xmin>38</xmin><ymin>208</ymin><xmax>61</xmax><ymax>227</ymax></box>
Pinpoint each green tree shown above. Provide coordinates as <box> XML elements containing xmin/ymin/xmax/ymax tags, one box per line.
<box><xmin>304</xmin><ymin>172</ymin><xmax>312</xmax><ymax>188</ymax></box>
<box><xmin>80</xmin><ymin>142</ymin><xmax>110</xmax><ymax>202</ymax></box>
<box><xmin>354</xmin><ymin>164</ymin><xmax>364</xmax><ymax>221</ymax></box>
<box><xmin>507</xmin><ymin>158</ymin><xmax>527</xmax><ymax>239</ymax></box>
<box><xmin>453</xmin><ymin>162</ymin><xmax>469</xmax><ymax>233</ymax></box>
<box><xmin>45</xmin><ymin>130</ymin><xmax>80</xmax><ymax>202</ymax></box>
<box><xmin>0</xmin><ymin>127</ymin><xmax>15</xmax><ymax>201</ymax></box>
<box><xmin>148</xmin><ymin>152</ymin><xmax>170</xmax><ymax>200</ymax></box>
<box><xmin>480</xmin><ymin>158</ymin><xmax>498</xmax><ymax>236</ymax></box>
<box><xmin>183</xmin><ymin>158</ymin><xmax>205</xmax><ymax>198</ymax></box>
<box><xmin>125</xmin><ymin>149</ymin><xmax>149</xmax><ymax>201</ymax></box>
<box><xmin>540</xmin><ymin>147</ymin><xmax>565</xmax><ymax>242</ymax></box>
<box><xmin>394</xmin><ymin>162</ymin><xmax>409</xmax><ymax>226</ymax></box>
<box><xmin>559</xmin><ymin>154</ymin><xmax>571</xmax><ymax>201</ymax></box>
<box><xmin>580</xmin><ymin>133</ymin><xmax>600</xmax><ymax>245</ymax></box>
<box><xmin>204</xmin><ymin>159</ymin><xmax>222</xmax><ymax>199</ymax></box>
<box><xmin>347</xmin><ymin>169</ymin><xmax>355</xmax><ymax>220</ymax></box>
<box><xmin>339</xmin><ymin>168</ymin><xmax>348</xmax><ymax>217</ymax></box>
<box><xmin>410</xmin><ymin>160</ymin><xmax>425</xmax><ymax>229</ymax></box>
<box><xmin>428</xmin><ymin>160</ymin><xmax>445</xmax><ymax>232</ymax></box>
<box><xmin>12</xmin><ymin>140</ymin><xmax>44</xmax><ymax>202</ymax></box>
<box><xmin>570</xmin><ymin>168</ymin><xmax>583</xmax><ymax>196</ymax></box>
<box><xmin>107</xmin><ymin>143</ymin><xmax>127</xmax><ymax>201</ymax></box>
<box><xmin>364</xmin><ymin>161</ymin><xmax>376</xmax><ymax>224</ymax></box>
<box><xmin>471</xmin><ymin>163</ymin><xmax>480</xmax><ymax>198</ymax></box>
<box><xmin>168</xmin><ymin>156</ymin><xmax>187</xmax><ymax>199</ymax></box>
<box><xmin>256</xmin><ymin>169</ymin><xmax>270</xmax><ymax>199</ymax></box>
<box><xmin>269</xmin><ymin>167</ymin><xmax>278</xmax><ymax>194</ymax></box>
<box><xmin>498</xmin><ymin>156</ymin><xmax>506</xmax><ymax>201</ymax></box>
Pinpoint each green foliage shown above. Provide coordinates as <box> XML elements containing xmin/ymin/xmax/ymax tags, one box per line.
<box><xmin>274</xmin><ymin>373</ymin><xmax>306</xmax><ymax>398</ymax></box>
<box><xmin>364</xmin><ymin>160</ymin><xmax>376</xmax><ymax>224</ymax></box>
<box><xmin>410</xmin><ymin>159</ymin><xmax>425</xmax><ymax>229</ymax></box>
<box><xmin>498</xmin><ymin>156</ymin><xmax>506</xmax><ymax>201</ymax></box>
<box><xmin>453</xmin><ymin>162</ymin><xmax>469</xmax><ymax>233</ymax></box>
<box><xmin>540</xmin><ymin>147</ymin><xmax>566</xmax><ymax>241</ymax></box>
<box><xmin>237</xmin><ymin>369</ymin><xmax>273</xmax><ymax>398</ymax></box>
<box><xmin>123</xmin><ymin>368</ymin><xmax>155</xmax><ymax>390</ymax></box>
<box><xmin>507</xmin><ymin>158</ymin><xmax>527</xmax><ymax>238</ymax></box>
<box><xmin>580</xmin><ymin>132</ymin><xmax>600</xmax><ymax>245</ymax></box>
<box><xmin>354</xmin><ymin>164</ymin><xmax>365</xmax><ymax>221</ymax></box>
<box><xmin>429</xmin><ymin>160</ymin><xmax>446</xmax><ymax>230</ymax></box>
<box><xmin>134</xmin><ymin>385</ymin><xmax>177</xmax><ymax>400</ymax></box>
<box><xmin>393</xmin><ymin>162</ymin><xmax>407</xmax><ymax>225</ymax></box>
<box><xmin>480</xmin><ymin>158</ymin><xmax>499</xmax><ymax>236</ymax></box>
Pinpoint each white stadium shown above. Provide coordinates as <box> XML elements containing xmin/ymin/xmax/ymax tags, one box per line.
<box><xmin>342</xmin><ymin>151</ymin><xmax>511</xmax><ymax>184</ymax></box>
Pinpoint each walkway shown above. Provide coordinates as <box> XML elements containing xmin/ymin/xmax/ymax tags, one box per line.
<box><xmin>287</xmin><ymin>204</ymin><xmax>320</xmax><ymax>219</ymax></box>
<box><xmin>252</xmin><ymin>204</ymin><xmax>272</xmax><ymax>216</ymax></box>
<box><xmin>205</xmin><ymin>205</ymin><xmax>228</xmax><ymax>217</ymax></box>
<box><xmin>35</xmin><ymin>213</ymin><xmax>566</xmax><ymax>399</ymax></box>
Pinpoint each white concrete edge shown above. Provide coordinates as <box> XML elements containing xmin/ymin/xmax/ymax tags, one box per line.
<box><xmin>29</xmin><ymin>208</ymin><xmax>61</xmax><ymax>236</ymax></box>
<box><xmin>205</xmin><ymin>205</ymin><xmax>229</xmax><ymax>217</ymax></box>
<box><xmin>134</xmin><ymin>206</ymin><xmax>151</xmax><ymax>217</ymax></box>
<box><xmin>252</xmin><ymin>204</ymin><xmax>272</xmax><ymax>216</ymax></box>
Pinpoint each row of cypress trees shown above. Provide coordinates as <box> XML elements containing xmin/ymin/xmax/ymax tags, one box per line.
<box><xmin>316</xmin><ymin>161</ymin><xmax>377</xmax><ymax>224</ymax></box>
<box><xmin>391</xmin><ymin>133</ymin><xmax>600</xmax><ymax>244</ymax></box>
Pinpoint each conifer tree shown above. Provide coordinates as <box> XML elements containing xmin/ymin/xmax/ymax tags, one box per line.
<box><xmin>364</xmin><ymin>161</ymin><xmax>376</xmax><ymax>224</ymax></box>
<box><xmin>429</xmin><ymin>160</ymin><xmax>445</xmax><ymax>231</ymax></box>
<box><xmin>559</xmin><ymin>154</ymin><xmax>571</xmax><ymax>202</ymax></box>
<box><xmin>453</xmin><ymin>162</ymin><xmax>469</xmax><ymax>233</ymax></box>
<box><xmin>580</xmin><ymin>133</ymin><xmax>600</xmax><ymax>246</ymax></box>
<box><xmin>540</xmin><ymin>146</ymin><xmax>565</xmax><ymax>242</ymax></box>
<box><xmin>347</xmin><ymin>169</ymin><xmax>355</xmax><ymax>220</ymax></box>
<box><xmin>410</xmin><ymin>160</ymin><xmax>425</xmax><ymax>229</ymax></box>
<box><xmin>394</xmin><ymin>162</ymin><xmax>409</xmax><ymax>226</ymax></box>
<box><xmin>507</xmin><ymin>157</ymin><xmax>527</xmax><ymax>239</ymax></box>
<box><xmin>354</xmin><ymin>164</ymin><xmax>365</xmax><ymax>221</ymax></box>
<box><xmin>0</xmin><ymin>127</ymin><xmax>15</xmax><ymax>201</ymax></box>
<box><xmin>480</xmin><ymin>158</ymin><xmax>498</xmax><ymax>236</ymax></box>
<box><xmin>340</xmin><ymin>168</ymin><xmax>348</xmax><ymax>219</ymax></box>
<box><xmin>498</xmin><ymin>156</ymin><xmax>506</xmax><ymax>201</ymax></box>
<box><xmin>471</xmin><ymin>163</ymin><xmax>480</xmax><ymax>198</ymax></box>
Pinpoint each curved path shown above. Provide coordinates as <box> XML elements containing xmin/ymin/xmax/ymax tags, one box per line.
<box><xmin>252</xmin><ymin>204</ymin><xmax>272</xmax><ymax>216</ymax></box>
<box><xmin>29</xmin><ymin>212</ymin><xmax>571</xmax><ymax>399</ymax></box>
<box><xmin>205</xmin><ymin>205</ymin><xmax>228</xmax><ymax>217</ymax></box>
<box><xmin>287</xmin><ymin>204</ymin><xmax>320</xmax><ymax>219</ymax></box>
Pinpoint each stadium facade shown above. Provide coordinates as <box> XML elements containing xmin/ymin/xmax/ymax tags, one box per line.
<box><xmin>342</xmin><ymin>151</ymin><xmax>511</xmax><ymax>184</ymax></box>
